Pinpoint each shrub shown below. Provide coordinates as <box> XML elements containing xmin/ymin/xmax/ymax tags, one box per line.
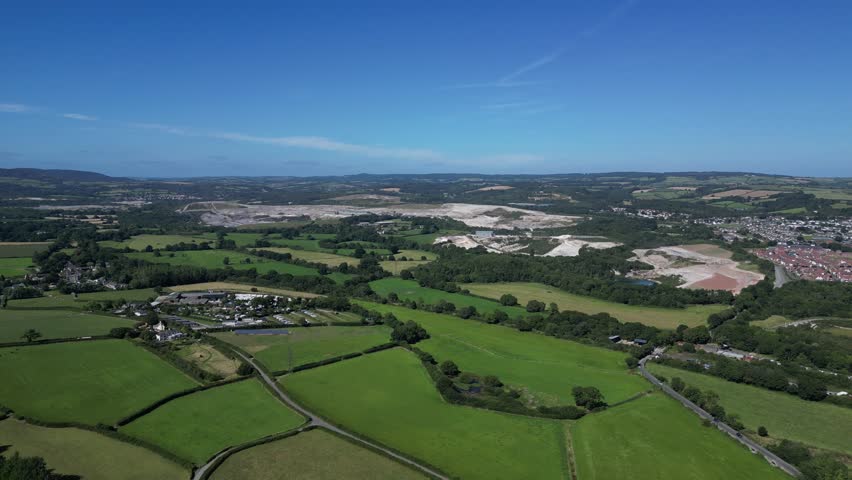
<box><xmin>440</xmin><ymin>360</ymin><xmax>460</xmax><ymax>377</ymax></box>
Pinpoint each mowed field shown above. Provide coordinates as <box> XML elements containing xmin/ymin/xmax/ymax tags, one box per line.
<box><xmin>8</xmin><ymin>288</ymin><xmax>158</xmax><ymax>310</ymax></box>
<box><xmin>466</xmin><ymin>282</ymin><xmax>726</xmax><ymax>329</ymax></box>
<box><xmin>99</xmin><ymin>234</ymin><xmax>215</xmax><ymax>250</ymax></box>
<box><xmin>121</xmin><ymin>379</ymin><xmax>306</xmax><ymax>464</ymax></box>
<box><xmin>167</xmin><ymin>282</ymin><xmax>322</xmax><ymax>298</ymax></box>
<box><xmin>259</xmin><ymin>247</ymin><xmax>354</xmax><ymax>266</ymax></box>
<box><xmin>647</xmin><ymin>364</ymin><xmax>852</xmax><ymax>456</ymax></box>
<box><xmin>210</xmin><ymin>428</ymin><xmax>427</xmax><ymax>480</ymax></box>
<box><xmin>0</xmin><ymin>340</ymin><xmax>198</xmax><ymax>424</ymax></box>
<box><xmin>369</xmin><ymin>278</ymin><xmax>529</xmax><ymax>318</ymax></box>
<box><xmin>0</xmin><ymin>309</ymin><xmax>136</xmax><ymax>343</ymax></box>
<box><xmin>281</xmin><ymin>349</ymin><xmax>569</xmax><ymax>480</ymax></box>
<box><xmin>0</xmin><ymin>257</ymin><xmax>34</xmax><ymax>277</ymax></box>
<box><xmin>0</xmin><ymin>419</ymin><xmax>188</xmax><ymax>480</ymax></box>
<box><xmin>571</xmin><ymin>393</ymin><xmax>788</xmax><ymax>480</ymax></box>
<box><xmin>212</xmin><ymin>325</ymin><xmax>391</xmax><ymax>372</ymax></box>
<box><xmin>0</xmin><ymin>242</ymin><xmax>51</xmax><ymax>258</ymax></box>
<box><xmin>126</xmin><ymin>250</ymin><xmax>320</xmax><ymax>276</ymax></box>
<box><xmin>177</xmin><ymin>342</ymin><xmax>241</xmax><ymax>378</ymax></box>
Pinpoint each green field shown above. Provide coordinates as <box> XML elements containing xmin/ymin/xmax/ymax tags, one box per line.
<box><xmin>370</xmin><ymin>278</ymin><xmax>529</xmax><ymax>318</ymax></box>
<box><xmin>356</xmin><ymin>302</ymin><xmax>646</xmax><ymax>405</ymax></box>
<box><xmin>571</xmin><ymin>393</ymin><xmax>787</xmax><ymax>480</ymax></box>
<box><xmin>0</xmin><ymin>309</ymin><xmax>136</xmax><ymax>343</ymax></box>
<box><xmin>647</xmin><ymin>364</ymin><xmax>852</xmax><ymax>456</ymax></box>
<box><xmin>210</xmin><ymin>428</ymin><xmax>427</xmax><ymax>480</ymax></box>
<box><xmin>397</xmin><ymin>249</ymin><xmax>437</xmax><ymax>260</ymax></box>
<box><xmin>127</xmin><ymin>249</ymin><xmax>320</xmax><ymax>276</ymax></box>
<box><xmin>750</xmin><ymin>315</ymin><xmax>791</xmax><ymax>329</ymax></box>
<box><xmin>466</xmin><ymin>282</ymin><xmax>726</xmax><ymax>329</ymax></box>
<box><xmin>212</xmin><ymin>325</ymin><xmax>391</xmax><ymax>372</ymax></box>
<box><xmin>122</xmin><ymin>379</ymin><xmax>306</xmax><ymax>464</ymax></box>
<box><xmin>0</xmin><ymin>257</ymin><xmax>34</xmax><ymax>277</ymax></box>
<box><xmin>99</xmin><ymin>234</ymin><xmax>214</xmax><ymax>250</ymax></box>
<box><xmin>0</xmin><ymin>340</ymin><xmax>197</xmax><ymax>424</ymax></box>
<box><xmin>0</xmin><ymin>418</ymin><xmax>188</xmax><ymax>480</ymax></box>
<box><xmin>379</xmin><ymin>260</ymin><xmax>430</xmax><ymax>275</ymax></box>
<box><xmin>260</xmin><ymin>247</ymin><xmax>354</xmax><ymax>266</ymax></box>
<box><xmin>7</xmin><ymin>288</ymin><xmax>158</xmax><ymax>310</ymax></box>
<box><xmin>281</xmin><ymin>348</ymin><xmax>568</xmax><ymax>480</ymax></box>
<box><xmin>167</xmin><ymin>282</ymin><xmax>322</xmax><ymax>298</ymax></box>
<box><xmin>0</xmin><ymin>242</ymin><xmax>51</xmax><ymax>258</ymax></box>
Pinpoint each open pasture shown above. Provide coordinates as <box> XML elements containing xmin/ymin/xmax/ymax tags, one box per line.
<box><xmin>121</xmin><ymin>379</ymin><xmax>305</xmax><ymax>464</ymax></box>
<box><xmin>0</xmin><ymin>309</ymin><xmax>135</xmax><ymax>343</ymax></box>
<box><xmin>571</xmin><ymin>393</ymin><xmax>787</xmax><ymax>480</ymax></box>
<box><xmin>466</xmin><ymin>282</ymin><xmax>725</xmax><ymax>329</ymax></box>
<box><xmin>259</xmin><ymin>247</ymin><xmax>354</xmax><ymax>266</ymax></box>
<box><xmin>0</xmin><ymin>242</ymin><xmax>51</xmax><ymax>258</ymax></box>
<box><xmin>647</xmin><ymin>364</ymin><xmax>852</xmax><ymax>456</ymax></box>
<box><xmin>0</xmin><ymin>257</ymin><xmax>35</xmax><ymax>277</ymax></box>
<box><xmin>99</xmin><ymin>234</ymin><xmax>214</xmax><ymax>251</ymax></box>
<box><xmin>7</xmin><ymin>288</ymin><xmax>158</xmax><ymax>310</ymax></box>
<box><xmin>210</xmin><ymin>428</ymin><xmax>427</xmax><ymax>480</ymax></box>
<box><xmin>167</xmin><ymin>282</ymin><xmax>322</xmax><ymax>298</ymax></box>
<box><xmin>356</xmin><ymin>302</ymin><xmax>647</xmax><ymax>405</ymax></box>
<box><xmin>176</xmin><ymin>342</ymin><xmax>241</xmax><ymax>378</ymax></box>
<box><xmin>126</xmin><ymin>249</ymin><xmax>320</xmax><ymax>276</ymax></box>
<box><xmin>281</xmin><ymin>348</ymin><xmax>569</xmax><ymax>480</ymax></box>
<box><xmin>212</xmin><ymin>325</ymin><xmax>390</xmax><ymax>372</ymax></box>
<box><xmin>0</xmin><ymin>340</ymin><xmax>197</xmax><ymax>425</ymax></box>
<box><xmin>380</xmin><ymin>260</ymin><xmax>430</xmax><ymax>275</ymax></box>
<box><xmin>369</xmin><ymin>278</ymin><xmax>528</xmax><ymax>318</ymax></box>
<box><xmin>0</xmin><ymin>419</ymin><xmax>188</xmax><ymax>480</ymax></box>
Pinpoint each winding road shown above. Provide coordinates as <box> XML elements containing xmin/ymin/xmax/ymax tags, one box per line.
<box><xmin>638</xmin><ymin>356</ymin><xmax>801</xmax><ymax>478</ymax></box>
<box><xmin>192</xmin><ymin>352</ymin><xmax>448</xmax><ymax>480</ymax></box>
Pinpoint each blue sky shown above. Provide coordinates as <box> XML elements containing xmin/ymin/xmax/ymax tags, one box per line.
<box><xmin>1</xmin><ymin>1</ymin><xmax>851</xmax><ymax>177</ymax></box>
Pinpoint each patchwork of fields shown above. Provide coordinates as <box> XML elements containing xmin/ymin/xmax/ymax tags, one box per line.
<box><xmin>210</xmin><ymin>428</ymin><xmax>427</xmax><ymax>480</ymax></box>
<box><xmin>369</xmin><ymin>278</ymin><xmax>529</xmax><ymax>318</ymax></box>
<box><xmin>571</xmin><ymin>393</ymin><xmax>788</xmax><ymax>480</ymax></box>
<box><xmin>212</xmin><ymin>325</ymin><xmax>391</xmax><ymax>372</ymax></box>
<box><xmin>281</xmin><ymin>348</ymin><xmax>570</xmax><ymax>480</ymax></box>
<box><xmin>466</xmin><ymin>282</ymin><xmax>726</xmax><ymax>329</ymax></box>
<box><xmin>0</xmin><ymin>419</ymin><xmax>188</xmax><ymax>480</ymax></box>
<box><xmin>648</xmin><ymin>363</ymin><xmax>852</xmax><ymax>456</ymax></box>
<box><xmin>0</xmin><ymin>340</ymin><xmax>198</xmax><ymax>424</ymax></box>
<box><xmin>121</xmin><ymin>379</ymin><xmax>306</xmax><ymax>464</ymax></box>
<box><xmin>356</xmin><ymin>302</ymin><xmax>647</xmax><ymax>405</ymax></box>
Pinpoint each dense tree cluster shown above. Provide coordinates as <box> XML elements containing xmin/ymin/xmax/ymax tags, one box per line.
<box><xmin>0</xmin><ymin>451</ymin><xmax>78</xmax><ymax>480</ymax></box>
<box><xmin>769</xmin><ymin>440</ymin><xmax>849</xmax><ymax>480</ymax></box>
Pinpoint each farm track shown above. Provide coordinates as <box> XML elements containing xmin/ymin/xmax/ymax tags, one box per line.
<box><xmin>191</xmin><ymin>351</ymin><xmax>450</xmax><ymax>480</ymax></box>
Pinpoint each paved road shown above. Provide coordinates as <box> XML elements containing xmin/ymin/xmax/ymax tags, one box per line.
<box><xmin>638</xmin><ymin>357</ymin><xmax>801</xmax><ymax>478</ymax></box>
<box><xmin>191</xmin><ymin>352</ymin><xmax>449</xmax><ymax>480</ymax></box>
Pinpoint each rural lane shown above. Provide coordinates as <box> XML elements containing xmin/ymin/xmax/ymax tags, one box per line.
<box><xmin>638</xmin><ymin>357</ymin><xmax>801</xmax><ymax>478</ymax></box>
<box><xmin>192</xmin><ymin>351</ymin><xmax>449</xmax><ymax>480</ymax></box>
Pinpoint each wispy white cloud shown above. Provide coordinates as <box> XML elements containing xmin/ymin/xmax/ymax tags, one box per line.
<box><xmin>214</xmin><ymin>132</ymin><xmax>442</xmax><ymax>160</ymax></box>
<box><xmin>62</xmin><ymin>113</ymin><xmax>98</xmax><ymax>121</ymax></box>
<box><xmin>127</xmin><ymin>122</ymin><xmax>191</xmax><ymax>135</ymax></box>
<box><xmin>0</xmin><ymin>103</ymin><xmax>37</xmax><ymax>113</ymax></box>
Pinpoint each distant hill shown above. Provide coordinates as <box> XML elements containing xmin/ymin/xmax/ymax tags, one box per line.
<box><xmin>0</xmin><ymin>168</ymin><xmax>121</xmax><ymax>182</ymax></box>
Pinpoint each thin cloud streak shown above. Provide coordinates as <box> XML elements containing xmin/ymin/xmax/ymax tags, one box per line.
<box><xmin>0</xmin><ymin>103</ymin><xmax>37</xmax><ymax>113</ymax></box>
<box><xmin>214</xmin><ymin>132</ymin><xmax>442</xmax><ymax>160</ymax></box>
<box><xmin>62</xmin><ymin>113</ymin><xmax>98</xmax><ymax>121</ymax></box>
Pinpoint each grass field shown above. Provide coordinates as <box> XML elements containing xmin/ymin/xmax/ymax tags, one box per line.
<box><xmin>176</xmin><ymin>342</ymin><xmax>241</xmax><ymax>378</ymax></box>
<box><xmin>379</xmin><ymin>260</ymin><xmax>430</xmax><ymax>275</ymax></box>
<box><xmin>121</xmin><ymin>379</ymin><xmax>305</xmax><ymax>464</ymax></box>
<box><xmin>370</xmin><ymin>278</ymin><xmax>529</xmax><ymax>318</ymax></box>
<box><xmin>0</xmin><ymin>418</ymin><xmax>187</xmax><ymax>480</ymax></box>
<box><xmin>0</xmin><ymin>242</ymin><xmax>51</xmax><ymax>258</ymax></box>
<box><xmin>260</xmin><ymin>247</ymin><xmax>354</xmax><ymax>266</ymax></box>
<box><xmin>167</xmin><ymin>282</ymin><xmax>322</xmax><ymax>298</ymax></box>
<box><xmin>281</xmin><ymin>348</ymin><xmax>568</xmax><ymax>480</ymax></box>
<box><xmin>0</xmin><ymin>309</ymin><xmax>136</xmax><ymax>343</ymax></box>
<box><xmin>212</xmin><ymin>325</ymin><xmax>391</xmax><ymax>372</ymax></box>
<box><xmin>750</xmin><ymin>315</ymin><xmax>791</xmax><ymax>329</ymax></box>
<box><xmin>465</xmin><ymin>282</ymin><xmax>726</xmax><ymax>329</ymax></box>
<box><xmin>127</xmin><ymin>250</ymin><xmax>320</xmax><ymax>276</ymax></box>
<box><xmin>0</xmin><ymin>257</ymin><xmax>34</xmax><ymax>277</ymax></box>
<box><xmin>356</xmin><ymin>302</ymin><xmax>647</xmax><ymax>405</ymax></box>
<box><xmin>7</xmin><ymin>288</ymin><xmax>158</xmax><ymax>310</ymax></box>
<box><xmin>210</xmin><ymin>428</ymin><xmax>427</xmax><ymax>480</ymax></box>
<box><xmin>0</xmin><ymin>340</ymin><xmax>198</xmax><ymax>424</ymax></box>
<box><xmin>397</xmin><ymin>249</ymin><xmax>438</xmax><ymax>260</ymax></box>
<box><xmin>99</xmin><ymin>234</ymin><xmax>214</xmax><ymax>251</ymax></box>
<box><xmin>571</xmin><ymin>393</ymin><xmax>787</xmax><ymax>480</ymax></box>
<box><xmin>647</xmin><ymin>364</ymin><xmax>852</xmax><ymax>456</ymax></box>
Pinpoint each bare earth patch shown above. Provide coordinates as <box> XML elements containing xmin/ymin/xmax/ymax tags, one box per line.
<box><xmin>471</xmin><ymin>185</ymin><xmax>515</xmax><ymax>192</ymax></box>
<box><xmin>630</xmin><ymin>244</ymin><xmax>763</xmax><ymax>293</ymax></box>
<box><xmin>702</xmin><ymin>189</ymin><xmax>781</xmax><ymax>199</ymax></box>
<box><xmin>434</xmin><ymin>234</ymin><xmax>619</xmax><ymax>257</ymax></box>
